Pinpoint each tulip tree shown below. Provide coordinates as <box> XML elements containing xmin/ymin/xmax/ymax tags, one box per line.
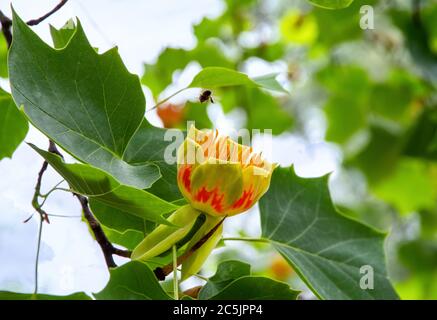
<box><xmin>1</xmin><ymin>0</ymin><xmax>435</xmax><ymax>300</ymax></box>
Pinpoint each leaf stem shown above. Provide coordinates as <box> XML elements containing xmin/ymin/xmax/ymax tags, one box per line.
<box><xmin>34</xmin><ymin>216</ymin><xmax>43</xmax><ymax>295</ymax></box>
<box><xmin>172</xmin><ymin>245</ymin><xmax>178</xmax><ymax>300</ymax></box>
<box><xmin>222</xmin><ymin>237</ymin><xmax>269</xmax><ymax>243</ymax></box>
<box><xmin>38</xmin><ymin>180</ymin><xmax>65</xmax><ymax>198</ymax></box>
<box><xmin>148</xmin><ymin>87</ymin><xmax>187</xmax><ymax>112</ymax></box>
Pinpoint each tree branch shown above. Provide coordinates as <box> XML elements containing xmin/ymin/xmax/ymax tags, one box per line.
<box><xmin>75</xmin><ymin>194</ymin><xmax>119</xmax><ymax>268</ymax></box>
<box><xmin>0</xmin><ymin>0</ymin><xmax>69</xmax><ymax>48</ymax></box>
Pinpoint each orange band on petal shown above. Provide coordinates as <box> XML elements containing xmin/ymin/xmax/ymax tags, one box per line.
<box><xmin>195</xmin><ymin>187</ymin><xmax>225</xmax><ymax>213</ymax></box>
<box><xmin>231</xmin><ymin>186</ymin><xmax>254</xmax><ymax>210</ymax></box>
<box><xmin>179</xmin><ymin>164</ymin><xmax>192</xmax><ymax>192</ymax></box>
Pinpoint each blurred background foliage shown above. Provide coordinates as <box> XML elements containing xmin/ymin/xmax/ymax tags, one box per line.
<box><xmin>141</xmin><ymin>0</ymin><xmax>437</xmax><ymax>299</ymax></box>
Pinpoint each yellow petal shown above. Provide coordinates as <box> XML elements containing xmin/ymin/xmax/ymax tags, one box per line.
<box><xmin>227</xmin><ymin>165</ymin><xmax>274</xmax><ymax>216</ymax></box>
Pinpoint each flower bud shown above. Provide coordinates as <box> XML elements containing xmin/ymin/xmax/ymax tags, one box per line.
<box><xmin>177</xmin><ymin>126</ymin><xmax>275</xmax><ymax>217</ymax></box>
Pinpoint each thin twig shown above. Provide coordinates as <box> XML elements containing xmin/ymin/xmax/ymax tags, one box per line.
<box><xmin>0</xmin><ymin>0</ymin><xmax>69</xmax><ymax>48</ymax></box>
<box><xmin>27</xmin><ymin>0</ymin><xmax>69</xmax><ymax>26</ymax></box>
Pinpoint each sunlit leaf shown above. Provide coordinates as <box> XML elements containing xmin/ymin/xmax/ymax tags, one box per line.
<box><xmin>199</xmin><ymin>260</ymin><xmax>299</xmax><ymax>300</ymax></box>
<box><xmin>0</xmin><ymin>88</ymin><xmax>28</xmax><ymax>160</ymax></box>
<box><xmin>9</xmin><ymin>12</ymin><xmax>160</xmax><ymax>189</ymax></box>
<box><xmin>94</xmin><ymin>261</ymin><xmax>171</xmax><ymax>300</ymax></box>
<box><xmin>30</xmin><ymin>144</ymin><xmax>177</xmax><ymax>225</ymax></box>
<box><xmin>259</xmin><ymin>167</ymin><xmax>399</xmax><ymax>299</ymax></box>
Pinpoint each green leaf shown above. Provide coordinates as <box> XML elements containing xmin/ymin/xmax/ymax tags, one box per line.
<box><xmin>398</xmin><ymin>239</ymin><xmax>437</xmax><ymax>274</ymax></box>
<box><xmin>183</xmin><ymin>102</ymin><xmax>212</xmax><ymax>130</ymax></box>
<box><xmin>372</xmin><ymin>158</ymin><xmax>437</xmax><ymax>214</ymax></box>
<box><xmin>188</xmin><ymin>67</ymin><xmax>287</xmax><ymax>93</ymax></box>
<box><xmin>0</xmin><ymin>34</ymin><xmax>8</xmax><ymax>78</ymax></box>
<box><xmin>244</xmin><ymin>87</ymin><xmax>293</xmax><ymax>135</ymax></box>
<box><xmin>404</xmin><ymin>108</ymin><xmax>437</xmax><ymax>161</ymax></box>
<box><xmin>198</xmin><ymin>261</ymin><xmax>297</xmax><ymax>300</ymax></box>
<box><xmin>102</xmin><ymin>226</ymin><xmax>144</xmax><ymax>251</ymax></box>
<box><xmin>350</xmin><ymin>125</ymin><xmax>403</xmax><ymax>185</ymax></box>
<box><xmin>317</xmin><ymin>65</ymin><xmax>370</xmax><ymax>145</ymax></box>
<box><xmin>0</xmin><ymin>291</ymin><xmax>91</xmax><ymax>300</ymax></box>
<box><xmin>30</xmin><ymin>144</ymin><xmax>177</xmax><ymax>225</ymax></box>
<box><xmin>252</xmin><ymin>74</ymin><xmax>288</xmax><ymax>93</ymax></box>
<box><xmin>391</xmin><ymin>10</ymin><xmax>437</xmax><ymax>86</ymax></box>
<box><xmin>189</xmin><ymin>67</ymin><xmax>255</xmax><ymax>89</ymax></box>
<box><xmin>198</xmin><ymin>260</ymin><xmax>251</xmax><ymax>299</ymax></box>
<box><xmin>199</xmin><ymin>260</ymin><xmax>298</xmax><ymax>300</ymax></box>
<box><xmin>9</xmin><ymin>12</ymin><xmax>160</xmax><ymax>189</ymax></box>
<box><xmin>308</xmin><ymin>0</ymin><xmax>354</xmax><ymax>10</ymax></box>
<box><xmin>94</xmin><ymin>261</ymin><xmax>171</xmax><ymax>300</ymax></box>
<box><xmin>259</xmin><ymin>167</ymin><xmax>399</xmax><ymax>299</ymax></box>
<box><xmin>0</xmin><ymin>88</ymin><xmax>28</xmax><ymax>160</ymax></box>
<box><xmin>90</xmin><ymin>199</ymin><xmax>147</xmax><ymax>233</ymax></box>
<box><xmin>122</xmin><ymin>120</ymin><xmax>184</xmax><ymax>202</ymax></box>
<box><xmin>50</xmin><ymin>19</ymin><xmax>76</xmax><ymax>48</ymax></box>
<box><xmin>142</xmin><ymin>44</ymin><xmax>234</xmax><ymax>98</ymax></box>
<box><xmin>312</xmin><ymin>1</ymin><xmax>376</xmax><ymax>48</ymax></box>
<box><xmin>206</xmin><ymin>277</ymin><xmax>299</xmax><ymax>300</ymax></box>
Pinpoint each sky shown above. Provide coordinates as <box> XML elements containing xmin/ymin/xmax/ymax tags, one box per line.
<box><xmin>0</xmin><ymin>0</ymin><xmax>340</xmax><ymax>296</ymax></box>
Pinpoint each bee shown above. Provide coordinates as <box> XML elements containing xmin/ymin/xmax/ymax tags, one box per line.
<box><xmin>199</xmin><ymin>90</ymin><xmax>214</xmax><ymax>103</ymax></box>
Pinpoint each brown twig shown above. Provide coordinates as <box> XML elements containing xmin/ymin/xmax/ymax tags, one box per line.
<box><xmin>0</xmin><ymin>10</ymin><xmax>12</xmax><ymax>47</ymax></box>
<box><xmin>154</xmin><ymin>218</ymin><xmax>225</xmax><ymax>280</ymax></box>
<box><xmin>27</xmin><ymin>0</ymin><xmax>69</xmax><ymax>26</ymax></box>
<box><xmin>0</xmin><ymin>0</ymin><xmax>69</xmax><ymax>48</ymax></box>
<box><xmin>74</xmin><ymin>194</ymin><xmax>131</xmax><ymax>268</ymax></box>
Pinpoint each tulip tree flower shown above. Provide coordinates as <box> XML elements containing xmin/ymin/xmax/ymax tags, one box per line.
<box><xmin>132</xmin><ymin>126</ymin><xmax>275</xmax><ymax>280</ymax></box>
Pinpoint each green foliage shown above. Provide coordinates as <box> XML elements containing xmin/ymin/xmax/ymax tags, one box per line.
<box><xmin>9</xmin><ymin>12</ymin><xmax>160</xmax><ymax>189</ymax></box>
<box><xmin>404</xmin><ymin>107</ymin><xmax>437</xmax><ymax>161</ymax></box>
<box><xmin>49</xmin><ymin>19</ymin><xmax>76</xmax><ymax>48</ymax></box>
<box><xmin>0</xmin><ymin>35</ymin><xmax>8</xmax><ymax>78</ymax></box>
<box><xmin>94</xmin><ymin>261</ymin><xmax>171</xmax><ymax>300</ymax></box>
<box><xmin>189</xmin><ymin>67</ymin><xmax>286</xmax><ymax>92</ymax></box>
<box><xmin>0</xmin><ymin>88</ymin><xmax>28</xmax><ymax>160</ymax></box>
<box><xmin>4</xmin><ymin>0</ymin><xmax>437</xmax><ymax>301</ymax></box>
<box><xmin>373</xmin><ymin>158</ymin><xmax>437</xmax><ymax>215</ymax></box>
<box><xmin>259</xmin><ymin>167</ymin><xmax>399</xmax><ymax>299</ymax></box>
<box><xmin>199</xmin><ymin>260</ymin><xmax>299</xmax><ymax>300</ymax></box>
<box><xmin>142</xmin><ymin>45</ymin><xmax>234</xmax><ymax>98</ymax></box>
<box><xmin>199</xmin><ymin>260</ymin><xmax>251</xmax><ymax>299</ymax></box>
<box><xmin>30</xmin><ymin>144</ymin><xmax>177</xmax><ymax>225</ymax></box>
